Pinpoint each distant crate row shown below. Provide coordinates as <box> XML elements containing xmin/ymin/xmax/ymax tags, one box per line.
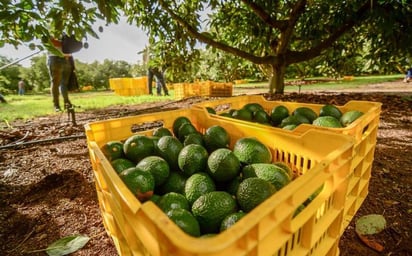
<box><xmin>109</xmin><ymin>77</ymin><xmax>149</xmax><ymax>96</ymax></box>
<box><xmin>174</xmin><ymin>81</ymin><xmax>233</xmax><ymax>99</ymax></box>
<box><xmin>109</xmin><ymin>77</ymin><xmax>233</xmax><ymax>98</ymax></box>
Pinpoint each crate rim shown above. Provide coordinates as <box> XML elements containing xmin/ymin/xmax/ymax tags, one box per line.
<box><xmin>192</xmin><ymin>94</ymin><xmax>382</xmax><ymax>134</ymax></box>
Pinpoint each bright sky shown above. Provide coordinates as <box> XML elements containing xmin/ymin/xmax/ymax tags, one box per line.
<box><xmin>0</xmin><ymin>18</ymin><xmax>149</xmax><ymax>67</ymax></box>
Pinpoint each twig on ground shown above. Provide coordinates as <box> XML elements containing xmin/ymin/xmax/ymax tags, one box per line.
<box><xmin>7</xmin><ymin>228</ymin><xmax>35</xmax><ymax>253</ymax></box>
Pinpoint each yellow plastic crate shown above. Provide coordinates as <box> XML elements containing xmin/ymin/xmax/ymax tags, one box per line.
<box><xmin>110</xmin><ymin>77</ymin><xmax>149</xmax><ymax>96</ymax></box>
<box><xmin>113</xmin><ymin>88</ymin><xmax>131</xmax><ymax>96</ymax></box>
<box><xmin>85</xmin><ymin>108</ymin><xmax>354</xmax><ymax>256</ymax></box>
<box><xmin>199</xmin><ymin>81</ymin><xmax>233</xmax><ymax>97</ymax></box>
<box><xmin>234</xmin><ymin>79</ymin><xmax>248</xmax><ymax>85</ymax></box>
<box><xmin>130</xmin><ymin>77</ymin><xmax>149</xmax><ymax>95</ymax></box>
<box><xmin>173</xmin><ymin>83</ymin><xmax>202</xmax><ymax>99</ymax></box>
<box><xmin>174</xmin><ymin>81</ymin><xmax>232</xmax><ymax>99</ymax></box>
<box><xmin>192</xmin><ymin>95</ymin><xmax>382</xmax><ymax>232</ymax></box>
<box><xmin>109</xmin><ymin>78</ymin><xmax>124</xmax><ymax>90</ymax></box>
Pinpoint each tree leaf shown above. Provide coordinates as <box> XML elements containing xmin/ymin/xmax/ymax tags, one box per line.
<box><xmin>355</xmin><ymin>214</ymin><xmax>386</xmax><ymax>235</ymax></box>
<box><xmin>46</xmin><ymin>235</ymin><xmax>90</xmax><ymax>256</ymax></box>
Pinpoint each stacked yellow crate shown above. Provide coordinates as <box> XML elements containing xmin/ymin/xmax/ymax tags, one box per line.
<box><xmin>234</xmin><ymin>79</ymin><xmax>248</xmax><ymax>84</ymax></box>
<box><xmin>109</xmin><ymin>77</ymin><xmax>148</xmax><ymax>96</ymax></box>
<box><xmin>173</xmin><ymin>83</ymin><xmax>201</xmax><ymax>99</ymax></box>
<box><xmin>174</xmin><ymin>81</ymin><xmax>233</xmax><ymax>99</ymax></box>
<box><xmin>130</xmin><ymin>77</ymin><xmax>148</xmax><ymax>95</ymax></box>
<box><xmin>109</xmin><ymin>78</ymin><xmax>123</xmax><ymax>91</ymax></box>
<box><xmin>199</xmin><ymin>81</ymin><xmax>233</xmax><ymax>97</ymax></box>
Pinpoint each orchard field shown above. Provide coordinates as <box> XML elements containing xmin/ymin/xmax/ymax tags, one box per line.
<box><xmin>0</xmin><ymin>80</ymin><xmax>411</xmax><ymax>256</ymax></box>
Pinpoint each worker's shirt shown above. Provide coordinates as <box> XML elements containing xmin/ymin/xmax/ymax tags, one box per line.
<box><xmin>48</xmin><ymin>38</ymin><xmax>72</xmax><ymax>58</ymax></box>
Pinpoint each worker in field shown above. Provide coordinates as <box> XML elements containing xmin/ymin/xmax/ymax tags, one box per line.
<box><xmin>18</xmin><ymin>80</ymin><xmax>25</xmax><ymax>95</ymax></box>
<box><xmin>47</xmin><ymin>33</ymin><xmax>82</xmax><ymax>112</ymax></box>
<box><xmin>404</xmin><ymin>67</ymin><xmax>412</xmax><ymax>83</ymax></box>
<box><xmin>148</xmin><ymin>66</ymin><xmax>169</xmax><ymax>96</ymax></box>
<box><xmin>143</xmin><ymin>45</ymin><xmax>169</xmax><ymax>96</ymax></box>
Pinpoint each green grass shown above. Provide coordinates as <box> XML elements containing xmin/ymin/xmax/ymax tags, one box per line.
<box><xmin>0</xmin><ymin>91</ymin><xmax>173</xmax><ymax>125</ymax></box>
<box><xmin>0</xmin><ymin>75</ymin><xmax>404</xmax><ymax>125</ymax></box>
<box><xmin>238</xmin><ymin>74</ymin><xmax>403</xmax><ymax>91</ymax></box>
<box><xmin>290</xmin><ymin>74</ymin><xmax>403</xmax><ymax>91</ymax></box>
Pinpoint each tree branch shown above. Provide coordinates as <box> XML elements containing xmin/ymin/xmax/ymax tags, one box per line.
<box><xmin>277</xmin><ymin>0</ymin><xmax>307</xmax><ymax>53</ymax></box>
<box><xmin>287</xmin><ymin>0</ymin><xmax>376</xmax><ymax>64</ymax></box>
<box><xmin>157</xmin><ymin>0</ymin><xmax>273</xmax><ymax>65</ymax></box>
<box><xmin>240</xmin><ymin>0</ymin><xmax>288</xmax><ymax>31</ymax></box>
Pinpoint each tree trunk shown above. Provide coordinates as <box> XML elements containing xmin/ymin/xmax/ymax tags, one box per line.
<box><xmin>268</xmin><ymin>63</ymin><xmax>286</xmax><ymax>94</ymax></box>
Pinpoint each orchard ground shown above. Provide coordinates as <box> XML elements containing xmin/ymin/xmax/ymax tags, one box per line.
<box><xmin>0</xmin><ymin>79</ymin><xmax>411</xmax><ymax>255</ymax></box>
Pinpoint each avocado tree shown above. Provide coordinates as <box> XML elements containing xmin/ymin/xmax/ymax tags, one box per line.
<box><xmin>196</xmin><ymin>49</ymin><xmax>263</xmax><ymax>82</ymax></box>
<box><xmin>19</xmin><ymin>54</ymin><xmax>50</xmax><ymax>92</ymax></box>
<box><xmin>126</xmin><ymin>0</ymin><xmax>412</xmax><ymax>93</ymax></box>
<box><xmin>0</xmin><ymin>0</ymin><xmax>123</xmax><ymax>52</ymax></box>
<box><xmin>143</xmin><ymin>41</ymin><xmax>202</xmax><ymax>83</ymax></box>
<box><xmin>1</xmin><ymin>0</ymin><xmax>411</xmax><ymax>94</ymax></box>
<box><xmin>0</xmin><ymin>56</ymin><xmax>21</xmax><ymax>94</ymax></box>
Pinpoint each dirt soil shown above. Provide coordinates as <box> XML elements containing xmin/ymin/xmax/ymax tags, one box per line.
<box><xmin>1</xmin><ymin>80</ymin><xmax>411</xmax><ymax>256</ymax></box>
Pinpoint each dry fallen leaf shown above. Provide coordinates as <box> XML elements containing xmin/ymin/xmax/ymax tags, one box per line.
<box><xmin>356</xmin><ymin>233</ymin><xmax>385</xmax><ymax>252</ymax></box>
<box><xmin>355</xmin><ymin>214</ymin><xmax>387</xmax><ymax>252</ymax></box>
